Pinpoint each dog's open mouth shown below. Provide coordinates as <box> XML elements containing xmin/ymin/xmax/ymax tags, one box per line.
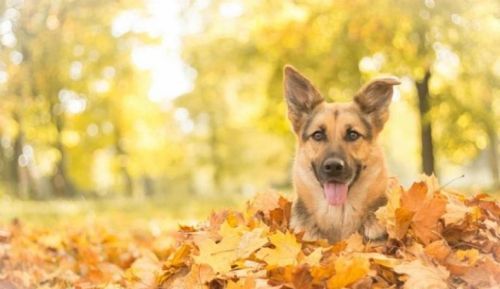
<box><xmin>323</xmin><ymin>182</ymin><xmax>348</xmax><ymax>206</ymax></box>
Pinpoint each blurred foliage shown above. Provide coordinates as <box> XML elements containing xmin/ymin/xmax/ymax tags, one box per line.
<box><xmin>0</xmin><ymin>0</ymin><xmax>498</xmax><ymax>199</ymax></box>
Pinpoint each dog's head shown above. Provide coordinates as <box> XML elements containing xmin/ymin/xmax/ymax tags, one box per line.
<box><xmin>284</xmin><ymin>65</ymin><xmax>399</xmax><ymax>206</ymax></box>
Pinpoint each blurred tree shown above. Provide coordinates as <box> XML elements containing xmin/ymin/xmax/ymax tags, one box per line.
<box><xmin>180</xmin><ymin>0</ymin><xmax>498</xmax><ymax>188</ymax></box>
<box><xmin>0</xmin><ymin>0</ymin><xmax>497</xmax><ymax>199</ymax></box>
<box><xmin>0</xmin><ymin>0</ymin><xmax>154</xmax><ymax>197</ymax></box>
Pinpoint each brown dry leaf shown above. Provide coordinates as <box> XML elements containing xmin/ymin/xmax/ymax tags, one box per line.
<box><xmin>125</xmin><ymin>252</ymin><xmax>162</xmax><ymax>289</ymax></box>
<box><xmin>442</xmin><ymin>191</ymin><xmax>476</xmax><ymax>225</ymax></box>
<box><xmin>411</xmin><ymin>194</ymin><xmax>447</xmax><ymax>244</ymax></box>
<box><xmin>461</xmin><ymin>257</ymin><xmax>500</xmax><ymax>288</ymax></box>
<box><xmin>394</xmin><ymin>259</ymin><xmax>449</xmax><ymax>289</ymax></box>
<box><xmin>424</xmin><ymin>240</ymin><xmax>452</xmax><ymax>263</ymax></box>
<box><xmin>226</xmin><ymin>277</ymin><xmax>256</xmax><ymax>289</ymax></box>
<box><xmin>292</xmin><ymin>265</ymin><xmax>313</xmax><ymax>289</ymax></box>
<box><xmin>3</xmin><ymin>179</ymin><xmax>499</xmax><ymax>289</ymax></box>
<box><xmin>327</xmin><ymin>254</ymin><xmax>371</xmax><ymax>289</ymax></box>
<box><xmin>174</xmin><ymin>264</ymin><xmax>215</xmax><ymax>289</ymax></box>
<box><xmin>375</xmin><ymin>177</ymin><xmax>403</xmax><ymax>238</ymax></box>
<box><xmin>401</xmin><ymin>182</ymin><xmax>428</xmax><ymax>212</ymax></box>
<box><xmin>400</xmin><ymin>182</ymin><xmax>447</xmax><ymax>244</ymax></box>
<box><xmin>255</xmin><ymin>231</ymin><xmax>301</xmax><ymax>269</ymax></box>
<box><xmin>248</xmin><ymin>191</ymin><xmax>282</xmax><ymax>217</ymax></box>
<box><xmin>395</xmin><ymin>207</ymin><xmax>414</xmax><ymax>239</ymax></box>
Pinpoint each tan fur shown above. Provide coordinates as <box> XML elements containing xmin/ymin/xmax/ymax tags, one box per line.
<box><xmin>284</xmin><ymin>65</ymin><xmax>399</xmax><ymax>243</ymax></box>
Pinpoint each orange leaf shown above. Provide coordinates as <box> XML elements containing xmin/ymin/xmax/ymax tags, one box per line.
<box><xmin>327</xmin><ymin>254</ymin><xmax>370</xmax><ymax>289</ymax></box>
<box><xmin>411</xmin><ymin>194</ymin><xmax>446</xmax><ymax>244</ymax></box>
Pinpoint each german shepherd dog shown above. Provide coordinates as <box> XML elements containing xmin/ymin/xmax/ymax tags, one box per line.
<box><xmin>284</xmin><ymin>65</ymin><xmax>400</xmax><ymax>243</ymax></box>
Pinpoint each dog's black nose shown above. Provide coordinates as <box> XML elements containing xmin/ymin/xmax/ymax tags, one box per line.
<box><xmin>322</xmin><ymin>157</ymin><xmax>345</xmax><ymax>175</ymax></box>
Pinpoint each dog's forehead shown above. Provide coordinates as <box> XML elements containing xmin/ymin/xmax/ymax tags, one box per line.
<box><xmin>316</xmin><ymin>101</ymin><xmax>359</xmax><ymax>119</ymax></box>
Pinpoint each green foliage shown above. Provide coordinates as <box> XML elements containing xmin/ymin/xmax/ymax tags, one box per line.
<box><xmin>0</xmin><ymin>0</ymin><xmax>498</xmax><ymax>199</ymax></box>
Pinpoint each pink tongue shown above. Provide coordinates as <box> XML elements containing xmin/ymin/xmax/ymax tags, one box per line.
<box><xmin>323</xmin><ymin>182</ymin><xmax>348</xmax><ymax>206</ymax></box>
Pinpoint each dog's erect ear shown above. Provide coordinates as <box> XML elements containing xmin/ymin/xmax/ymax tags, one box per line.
<box><xmin>354</xmin><ymin>77</ymin><xmax>400</xmax><ymax>131</ymax></box>
<box><xmin>283</xmin><ymin>65</ymin><xmax>324</xmax><ymax>133</ymax></box>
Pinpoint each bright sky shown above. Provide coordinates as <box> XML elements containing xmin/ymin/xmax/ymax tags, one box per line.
<box><xmin>113</xmin><ymin>0</ymin><xmax>198</xmax><ymax>104</ymax></box>
<box><xmin>112</xmin><ymin>0</ymin><xmax>247</xmax><ymax>104</ymax></box>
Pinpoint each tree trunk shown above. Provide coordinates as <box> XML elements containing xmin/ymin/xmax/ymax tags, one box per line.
<box><xmin>209</xmin><ymin>110</ymin><xmax>222</xmax><ymax>194</ymax></box>
<box><xmin>51</xmin><ymin>105</ymin><xmax>76</xmax><ymax>198</ymax></box>
<box><xmin>114</xmin><ymin>127</ymin><xmax>133</xmax><ymax>196</ymax></box>
<box><xmin>11</xmin><ymin>112</ymin><xmax>31</xmax><ymax>198</ymax></box>
<box><xmin>415</xmin><ymin>70</ymin><xmax>436</xmax><ymax>176</ymax></box>
<box><xmin>485</xmin><ymin>125</ymin><xmax>499</xmax><ymax>189</ymax></box>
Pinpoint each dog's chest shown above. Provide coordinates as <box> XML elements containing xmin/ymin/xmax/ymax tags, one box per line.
<box><xmin>314</xmin><ymin>201</ymin><xmax>363</xmax><ymax>240</ymax></box>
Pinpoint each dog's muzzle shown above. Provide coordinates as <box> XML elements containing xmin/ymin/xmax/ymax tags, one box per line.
<box><xmin>319</xmin><ymin>157</ymin><xmax>353</xmax><ymax>184</ymax></box>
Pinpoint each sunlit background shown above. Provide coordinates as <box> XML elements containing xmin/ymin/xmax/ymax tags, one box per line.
<box><xmin>0</xmin><ymin>0</ymin><xmax>498</xmax><ymax>221</ymax></box>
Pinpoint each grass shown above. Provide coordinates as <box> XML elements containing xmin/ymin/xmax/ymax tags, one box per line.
<box><xmin>0</xmin><ymin>194</ymin><xmax>242</xmax><ymax>230</ymax></box>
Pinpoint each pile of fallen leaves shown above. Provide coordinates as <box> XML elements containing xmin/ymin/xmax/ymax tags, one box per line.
<box><xmin>1</xmin><ymin>176</ymin><xmax>499</xmax><ymax>289</ymax></box>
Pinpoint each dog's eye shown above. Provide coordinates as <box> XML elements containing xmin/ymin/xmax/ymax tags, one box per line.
<box><xmin>346</xmin><ymin>130</ymin><xmax>360</xmax><ymax>141</ymax></box>
<box><xmin>312</xmin><ymin>131</ymin><xmax>326</xmax><ymax>141</ymax></box>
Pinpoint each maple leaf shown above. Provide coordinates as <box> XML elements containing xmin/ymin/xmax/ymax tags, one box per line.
<box><xmin>395</xmin><ymin>207</ymin><xmax>414</xmax><ymax>239</ymax></box>
<box><xmin>394</xmin><ymin>259</ymin><xmax>449</xmax><ymax>289</ymax></box>
<box><xmin>170</xmin><ymin>264</ymin><xmax>215</xmax><ymax>289</ymax></box>
<box><xmin>125</xmin><ymin>252</ymin><xmax>162</xmax><ymax>289</ymax></box>
<box><xmin>193</xmin><ymin>221</ymin><xmax>268</xmax><ymax>275</ymax></box>
<box><xmin>247</xmin><ymin>190</ymin><xmax>282</xmax><ymax>217</ymax></box>
<box><xmin>461</xmin><ymin>257</ymin><xmax>500</xmax><ymax>287</ymax></box>
<box><xmin>3</xmin><ymin>177</ymin><xmax>500</xmax><ymax>289</ymax></box>
<box><xmin>193</xmin><ymin>235</ymin><xmax>240</xmax><ymax>275</ymax></box>
<box><xmin>375</xmin><ymin>177</ymin><xmax>403</xmax><ymax>238</ymax></box>
<box><xmin>237</xmin><ymin>227</ymin><xmax>269</xmax><ymax>259</ymax></box>
<box><xmin>424</xmin><ymin>240</ymin><xmax>452</xmax><ymax>263</ymax></box>
<box><xmin>411</xmin><ymin>195</ymin><xmax>447</xmax><ymax>244</ymax></box>
<box><xmin>327</xmin><ymin>254</ymin><xmax>371</xmax><ymax>289</ymax></box>
<box><xmin>226</xmin><ymin>277</ymin><xmax>256</xmax><ymax>289</ymax></box>
<box><xmin>300</xmin><ymin>247</ymin><xmax>323</xmax><ymax>266</ymax></box>
<box><xmin>400</xmin><ymin>182</ymin><xmax>447</xmax><ymax>244</ymax></box>
<box><xmin>442</xmin><ymin>191</ymin><xmax>477</xmax><ymax>225</ymax></box>
<box><xmin>363</xmin><ymin>253</ymin><xmax>400</xmax><ymax>268</ymax></box>
<box><xmin>255</xmin><ymin>231</ymin><xmax>302</xmax><ymax>269</ymax></box>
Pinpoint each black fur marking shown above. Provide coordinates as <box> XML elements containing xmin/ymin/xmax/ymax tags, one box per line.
<box><xmin>356</xmin><ymin>111</ymin><xmax>373</xmax><ymax>141</ymax></box>
<box><xmin>349</xmin><ymin>162</ymin><xmax>363</xmax><ymax>189</ymax></box>
<box><xmin>294</xmin><ymin>198</ymin><xmax>322</xmax><ymax>237</ymax></box>
<box><xmin>300</xmin><ymin>111</ymin><xmax>320</xmax><ymax>141</ymax></box>
<box><xmin>368</xmin><ymin>195</ymin><xmax>388</xmax><ymax>212</ymax></box>
<box><xmin>311</xmin><ymin>162</ymin><xmax>321</xmax><ymax>185</ymax></box>
<box><xmin>294</xmin><ymin>198</ymin><xmax>309</xmax><ymax>220</ymax></box>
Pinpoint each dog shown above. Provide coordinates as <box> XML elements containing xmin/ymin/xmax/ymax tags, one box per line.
<box><xmin>284</xmin><ymin>65</ymin><xmax>400</xmax><ymax>243</ymax></box>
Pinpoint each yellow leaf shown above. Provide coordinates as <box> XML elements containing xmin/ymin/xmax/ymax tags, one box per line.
<box><xmin>255</xmin><ymin>231</ymin><xmax>301</xmax><ymax>269</ymax></box>
<box><xmin>237</xmin><ymin>227</ymin><xmax>268</xmax><ymax>259</ymax></box>
<box><xmin>194</xmin><ymin>234</ymin><xmax>240</xmax><ymax>274</ymax></box>
<box><xmin>226</xmin><ymin>277</ymin><xmax>256</xmax><ymax>289</ymax></box>
<box><xmin>455</xmin><ymin>249</ymin><xmax>480</xmax><ymax>266</ymax></box>
<box><xmin>327</xmin><ymin>254</ymin><xmax>370</xmax><ymax>289</ymax></box>
<box><xmin>363</xmin><ymin>253</ymin><xmax>400</xmax><ymax>268</ymax></box>
<box><xmin>375</xmin><ymin>177</ymin><xmax>403</xmax><ymax>238</ymax></box>
<box><xmin>301</xmin><ymin>247</ymin><xmax>323</xmax><ymax>266</ymax></box>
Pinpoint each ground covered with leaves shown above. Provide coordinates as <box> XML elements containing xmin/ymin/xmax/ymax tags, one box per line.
<box><xmin>1</xmin><ymin>176</ymin><xmax>499</xmax><ymax>289</ymax></box>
